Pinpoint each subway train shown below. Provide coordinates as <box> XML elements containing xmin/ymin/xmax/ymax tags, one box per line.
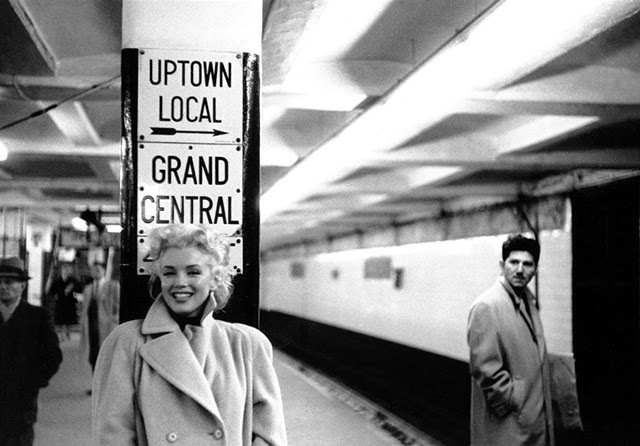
<box><xmin>259</xmin><ymin>177</ymin><xmax>640</xmax><ymax>446</ymax></box>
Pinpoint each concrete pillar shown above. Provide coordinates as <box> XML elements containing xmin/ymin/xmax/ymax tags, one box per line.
<box><xmin>120</xmin><ymin>0</ymin><xmax>262</xmax><ymax>325</ymax></box>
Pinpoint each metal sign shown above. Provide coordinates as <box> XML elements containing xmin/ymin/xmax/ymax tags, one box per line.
<box><xmin>138</xmin><ymin>49</ymin><xmax>243</xmax><ymax>144</ymax></box>
<box><xmin>137</xmin><ymin>235</ymin><xmax>244</xmax><ymax>275</ymax></box>
<box><xmin>135</xmin><ymin>48</ymin><xmax>245</xmax><ymax>274</ymax></box>
<box><xmin>136</xmin><ymin>143</ymin><xmax>243</xmax><ymax>233</ymax></box>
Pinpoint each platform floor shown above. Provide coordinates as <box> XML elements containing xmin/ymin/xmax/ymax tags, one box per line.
<box><xmin>34</xmin><ymin>332</ymin><xmax>443</xmax><ymax>446</ymax></box>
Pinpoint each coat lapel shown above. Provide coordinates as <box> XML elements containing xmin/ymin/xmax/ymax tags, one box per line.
<box><xmin>501</xmin><ymin>277</ymin><xmax>549</xmax><ymax>364</ymax></box>
<box><xmin>517</xmin><ymin>301</ymin><xmax>537</xmax><ymax>342</ymax></box>
<box><xmin>529</xmin><ymin>303</ymin><xmax>548</xmax><ymax>362</ymax></box>
<box><xmin>499</xmin><ymin>277</ymin><xmax>537</xmax><ymax>343</ymax></box>
<box><xmin>139</xmin><ymin>298</ymin><xmax>223</xmax><ymax>423</ymax></box>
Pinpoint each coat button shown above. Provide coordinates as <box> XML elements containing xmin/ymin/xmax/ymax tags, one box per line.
<box><xmin>166</xmin><ymin>432</ymin><xmax>178</xmax><ymax>443</ymax></box>
<box><xmin>213</xmin><ymin>429</ymin><xmax>224</xmax><ymax>440</ymax></box>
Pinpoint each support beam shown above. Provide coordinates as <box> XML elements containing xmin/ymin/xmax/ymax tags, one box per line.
<box><xmin>0</xmin><ymin>84</ymin><xmax>120</xmax><ymax>102</ymax></box>
<box><xmin>462</xmin><ymin>96</ymin><xmax>640</xmax><ymax>119</ymax></box>
<box><xmin>262</xmin><ymin>0</ymin><xmax>326</xmax><ymax>86</ymax></box>
<box><xmin>0</xmin><ymin>195</ymin><xmax>117</xmax><ymax>208</ymax></box>
<box><xmin>261</xmin><ymin>0</ymin><xmax>640</xmax><ymax>223</ymax></box>
<box><xmin>278</xmin><ymin>60</ymin><xmax>411</xmax><ymax>98</ymax></box>
<box><xmin>532</xmin><ymin>169</ymin><xmax>640</xmax><ymax>195</ymax></box>
<box><xmin>0</xmin><ymin>178</ymin><xmax>118</xmax><ymax>190</ymax></box>
<box><xmin>1</xmin><ymin>0</ymin><xmax>57</xmax><ymax>75</ymax></box>
<box><xmin>322</xmin><ymin>183</ymin><xmax>522</xmax><ymax>197</ymax></box>
<box><xmin>9</xmin><ymin>142</ymin><xmax>120</xmax><ymax>157</ymax></box>
<box><xmin>365</xmin><ymin>147</ymin><xmax>640</xmax><ymax>169</ymax></box>
<box><xmin>44</xmin><ymin>101</ymin><xmax>102</xmax><ymax>146</ymax></box>
<box><xmin>477</xmin><ymin>65</ymin><xmax>640</xmax><ymax>106</ymax></box>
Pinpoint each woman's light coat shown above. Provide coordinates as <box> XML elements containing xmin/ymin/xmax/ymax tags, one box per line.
<box><xmin>92</xmin><ymin>297</ymin><xmax>287</xmax><ymax>446</ymax></box>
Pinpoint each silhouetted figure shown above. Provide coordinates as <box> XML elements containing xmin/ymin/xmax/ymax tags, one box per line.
<box><xmin>80</xmin><ymin>261</ymin><xmax>119</xmax><ymax>374</ymax></box>
<box><xmin>49</xmin><ymin>262</ymin><xmax>81</xmax><ymax>339</ymax></box>
<box><xmin>0</xmin><ymin>257</ymin><xmax>62</xmax><ymax>446</ymax></box>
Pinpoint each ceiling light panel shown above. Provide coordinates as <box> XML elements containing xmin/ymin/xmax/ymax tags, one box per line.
<box><xmin>262</xmin><ymin>0</ymin><xmax>640</xmax><ymax>222</ymax></box>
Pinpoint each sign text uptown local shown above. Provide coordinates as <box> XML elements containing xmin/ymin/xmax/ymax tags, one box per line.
<box><xmin>136</xmin><ymin>49</ymin><xmax>244</xmax><ymax>274</ymax></box>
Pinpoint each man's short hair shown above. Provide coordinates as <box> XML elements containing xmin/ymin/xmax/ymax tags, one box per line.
<box><xmin>502</xmin><ymin>234</ymin><xmax>540</xmax><ymax>264</ymax></box>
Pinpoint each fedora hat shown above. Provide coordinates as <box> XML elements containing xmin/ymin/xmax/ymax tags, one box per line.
<box><xmin>0</xmin><ymin>257</ymin><xmax>30</xmax><ymax>280</ymax></box>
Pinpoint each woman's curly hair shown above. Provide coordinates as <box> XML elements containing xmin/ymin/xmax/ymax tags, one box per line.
<box><xmin>147</xmin><ymin>224</ymin><xmax>236</xmax><ymax>310</ymax></box>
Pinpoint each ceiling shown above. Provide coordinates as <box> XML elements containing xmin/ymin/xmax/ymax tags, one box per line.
<box><xmin>1</xmin><ymin>0</ymin><xmax>640</xmax><ymax>251</ymax></box>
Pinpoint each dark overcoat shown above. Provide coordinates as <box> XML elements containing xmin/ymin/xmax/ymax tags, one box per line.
<box><xmin>0</xmin><ymin>300</ymin><xmax>62</xmax><ymax>432</ymax></box>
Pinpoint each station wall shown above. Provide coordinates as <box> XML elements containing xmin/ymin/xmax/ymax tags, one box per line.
<box><xmin>260</xmin><ymin>228</ymin><xmax>573</xmax><ymax>362</ymax></box>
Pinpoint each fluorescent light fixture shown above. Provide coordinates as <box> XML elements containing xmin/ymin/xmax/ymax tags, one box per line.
<box><xmin>0</xmin><ymin>140</ymin><xmax>7</xmax><ymax>161</ymax></box>
<box><xmin>6</xmin><ymin>142</ymin><xmax>119</xmax><ymax>157</ymax></box>
<box><xmin>101</xmin><ymin>215</ymin><xmax>121</xmax><ymax>225</ymax></box>
<box><xmin>71</xmin><ymin>217</ymin><xmax>88</xmax><ymax>232</ymax></box>
<box><xmin>281</xmin><ymin>62</ymin><xmax>369</xmax><ymax>111</ymax></box>
<box><xmin>290</xmin><ymin>0</ymin><xmax>394</xmax><ymax>63</ymax></box>
<box><xmin>262</xmin><ymin>105</ymin><xmax>286</xmax><ymax>128</ymax></box>
<box><xmin>106</xmin><ymin>224</ymin><xmax>123</xmax><ymax>233</ymax></box>
<box><xmin>261</xmin><ymin>144</ymin><xmax>298</xmax><ymax>167</ymax></box>
<box><xmin>263</xmin><ymin>90</ymin><xmax>367</xmax><ymax>112</ymax></box>
<box><xmin>262</xmin><ymin>126</ymin><xmax>299</xmax><ymax>167</ymax></box>
<box><xmin>73</xmin><ymin>204</ymin><xmax>119</xmax><ymax>213</ymax></box>
<box><xmin>404</xmin><ymin>167</ymin><xmax>461</xmax><ymax>188</ymax></box>
<box><xmin>261</xmin><ymin>0</ymin><xmax>639</xmax><ymax>223</ymax></box>
<box><xmin>280</xmin><ymin>1</ymin><xmax>392</xmax><ymax>110</ymax></box>
<box><xmin>313</xmin><ymin>233</ymin><xmax>520</xmax><ymax>262</ymax></box>
<box><xmin>293</xmin><ymin>92</ymin><xmax>367</xmax><ymax>112</ymax></box>
<box><xmin>497</xmin><ymin>116</ymin><xmax>598</xmax><ymax>154</ymax></box>
<box><xmin>302</xmin><ymin>210</ymin><xmax>346</xmax><ymax>229</ymax></box>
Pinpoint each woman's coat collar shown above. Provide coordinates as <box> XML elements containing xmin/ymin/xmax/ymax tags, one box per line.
<box><xmin>140</xmin><ymin>295</ymin><xmax>217</xmax><ymax>335</ymax></box>
<box><xmin>138</xmin><ymin>296</ymin><xmax>224</xmax><ymax>425</ymax></box>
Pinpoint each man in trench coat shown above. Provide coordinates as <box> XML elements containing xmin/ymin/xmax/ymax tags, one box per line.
<box><xmin>467</xmin><ymin>234</ymin><xmax>554</xmax><ymax>446</ymax></box>
<box><xmin>80</xmin><ymin>261</ymin><xmax>120</xmax><ymax>373</ymax></box>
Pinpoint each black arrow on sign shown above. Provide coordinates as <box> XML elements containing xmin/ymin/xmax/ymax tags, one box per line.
<box><xmin>150</xmin><ymin>127</ymin><xmax>229</xmax><ymax>137</ymax></box>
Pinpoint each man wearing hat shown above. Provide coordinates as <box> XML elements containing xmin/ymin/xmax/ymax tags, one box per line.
<box><xmin>0</xmin><ymin>257</ymin><xmax>62</xmax><ymax>446</ymax></box>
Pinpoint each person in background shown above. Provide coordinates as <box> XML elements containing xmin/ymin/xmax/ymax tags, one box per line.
<box><xmin>49</xmin><ymin>262</ymin><xmax>81</xmax><ymax>340</ymax></box>
<box><xmin>80</xmin><ymin>261</ymin><xmax>120</xmax><ymax>376</ymax></box>
<box><xmin>467</xmin><ymin>234</ymin><xmax>553</xmax><ymax>446</ymax></box>
<box><xmin>0</xmin><ymin>257</ymin><xmax>62</xmax><ymax>446</ymax></box>
<box><xmin>92</xmin><ymin>224</ymin><xmax>287</xmax><ymax>445</ymax></box>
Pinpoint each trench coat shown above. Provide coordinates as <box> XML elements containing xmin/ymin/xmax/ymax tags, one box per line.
<box><xmin>467</xmin><ymin>277</ymin><xmax>554</xmax><ymax>446</ymax></box>
<box><xmin>80</xmin><ymin>279</ymin><xmax>120</xmax><ymax>367</ymax></box>
<box><xmin>92</xmin><ymin>296</ymin><xmax>287</xmax><ymax>446</ymax></box>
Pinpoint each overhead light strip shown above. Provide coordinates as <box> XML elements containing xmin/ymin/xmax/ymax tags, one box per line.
<box><xmin>261</xmin><ymin>0</ymin><xmax>640</xmax><ymax>222</ymax></box>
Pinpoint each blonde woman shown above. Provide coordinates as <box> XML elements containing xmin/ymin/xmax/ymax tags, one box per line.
<box><xmin>92</xmin><ymin>224</ymin><xmax>287</xmax><ymax>445</ymax></box>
